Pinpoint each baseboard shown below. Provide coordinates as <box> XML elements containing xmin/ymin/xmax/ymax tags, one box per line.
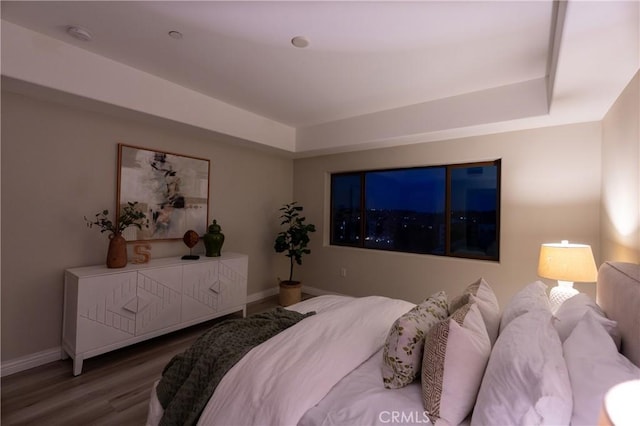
<box><xmin>246</xmin><ymin>286</ymin><xmax>279</xmax><ymax>304</ymax></box>
<box><xmin>302</xmin><ymin>285</ymin><xmax>347</xmax><ymax>297</ymax></box>
<box><xmin>1</xmin><ymin>346</ymin><xmax>62</xmax><ymax>377</ymax></box>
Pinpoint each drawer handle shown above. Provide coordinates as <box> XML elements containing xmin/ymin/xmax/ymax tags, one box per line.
<box><xmin>209</xmin><ymin>281</ymin><xmax>220</xmax><ymax>294</ymax></box>
<box><xmin>122</xmin><ymin>296</ymin><xmax>148</xmax><ymax>313</ymax></box>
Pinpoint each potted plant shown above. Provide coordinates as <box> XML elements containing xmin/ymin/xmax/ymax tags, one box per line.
<box><xmin>85</xmin><ymin>201</ymin><xmax>149</xmax><ymax>268</ymax></box>
<box><xmin>274</xmin><ymin>202</ymin><xmax>316</xmax><ymax>306</ymax></box>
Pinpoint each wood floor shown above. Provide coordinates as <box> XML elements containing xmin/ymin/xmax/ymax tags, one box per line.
<box><xmin>1</xmin><ymin>295</ymin><xmax>292</xmax><ymax>425</ymax></box>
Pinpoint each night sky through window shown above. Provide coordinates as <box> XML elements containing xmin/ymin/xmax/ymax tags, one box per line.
<box><xmin>331</xmin><ymin>161</ymin><xmax>500</xmax><ymax>260</ymax></box>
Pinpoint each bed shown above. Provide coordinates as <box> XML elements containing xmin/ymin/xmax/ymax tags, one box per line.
<box><xmin>147</xmin><ymin>261</ymin><xmax>640</xmax><ymax>426</ymax></box>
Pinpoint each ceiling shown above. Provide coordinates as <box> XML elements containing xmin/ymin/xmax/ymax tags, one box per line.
<box><xmin>1</xmin><ymin>1</ymin><xmax>639</xmax><ymax>155</ymax></box>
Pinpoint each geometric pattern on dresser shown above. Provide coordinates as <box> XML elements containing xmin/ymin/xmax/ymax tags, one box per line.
<box><xmin>63</xmin><ymin>253</ymin><xmax>248</xmax><ymax>375</ymax></box>
<box><xmin>218</xmin><ymin>260</ymin><xmax>247</xmax><ymax>309</ymax></box>
<box><xmin>182</xmin><ymin>262</ymin><xmax>219</xmax><ymax>311</ymax></box>
<box><xmin>220</xmin><ymin>261</ymin><xmax>245</xmax><ymax>284</ymax></box>
<box><xmin>135</xmin><ymin>271</ymin><xmax>181</xmax><ymax>334</ymax></box>
<box><xmin>80</xmin><ymin>273</ymin><xmax>137</xmax><ymax>336</ymax></box>
<box><xmin>78</xmin><ymin>271</ymin><xmax>182</xmax><ymax>336</ymax></box>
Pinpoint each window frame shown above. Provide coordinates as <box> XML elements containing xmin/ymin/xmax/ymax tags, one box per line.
<box><xmin>330</xmin><ymin>159</ymin><xmax>501</xmax><ymax>261</ymax></box>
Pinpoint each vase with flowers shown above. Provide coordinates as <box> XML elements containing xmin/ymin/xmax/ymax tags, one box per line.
<box><xmin>85</xmin><ymin>201</ymin><xmax>149</xmax><ymax>268</ymax></box>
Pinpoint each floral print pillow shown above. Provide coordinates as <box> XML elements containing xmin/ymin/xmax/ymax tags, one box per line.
<box><xmin>382</xmin><ymin>291</ymin><xmax>449</xmax><ymax>389</ymax></box>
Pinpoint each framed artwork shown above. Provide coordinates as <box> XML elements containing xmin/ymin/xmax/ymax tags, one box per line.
<box><xmin>117</xmin><ymin>144</ymin><xmax>210</xmax><ymax>242</ymax></box>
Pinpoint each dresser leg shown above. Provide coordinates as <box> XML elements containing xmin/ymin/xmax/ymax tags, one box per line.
<box><xmin>73</xmin><ymin>357</ymin><xmax>84</xmax><ymax>376</ymax></box>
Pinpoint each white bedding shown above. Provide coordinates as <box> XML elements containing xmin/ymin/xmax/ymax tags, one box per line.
<box><xmin>299</xmin><ymin>348</ymin><xmax>431</xmax><ymax>426</ymax></box>
<box><xmin>196</xmin><ymin>295</ymin><xmax>414</xmax><ymax>426</ymax></box>
<box><xmin>148</xmin><ymin>266</ymin><xmax>640</xmax><ymax>426</ymax></box>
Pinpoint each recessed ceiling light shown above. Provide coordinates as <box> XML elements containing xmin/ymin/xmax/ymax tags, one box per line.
<box><xmin>291</xmin><ymin>36</ymin><xmax>309</xmax><ymax>48</ymax></box>
<box><xmin>66</xmin><ymin>26</ymin><xmax>92</xmax><ymax>42</ymax></box>
<box><xmin>168</xmin><ymin>30</ymin><xmax>183</xmax><ymax>40</ymax></box>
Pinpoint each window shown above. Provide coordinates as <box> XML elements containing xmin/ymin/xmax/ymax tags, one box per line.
<box><xmin>330</xmin><ymin>160</ymin><xmax>500</xmax><ymax>261</ymax></box>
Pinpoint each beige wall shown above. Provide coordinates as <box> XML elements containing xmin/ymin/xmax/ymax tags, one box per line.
<box><xmin>1</xmin><ymin>89</ymin><xmax>294</xmax><ymax>361</ymax></box>
<box><xmin>294</xmin><ymin>122</ymin><xmax>602</xmax><ymax>307</ymax></box>
<box><xmin>4</xmin><ymin>72</ymin><xmax>638</xmax><ymax>365</ymax></box>
<box><xmin>601</xmin><ymin>71</ymin><xmax>640</xmax><ymax>263</ymax></box>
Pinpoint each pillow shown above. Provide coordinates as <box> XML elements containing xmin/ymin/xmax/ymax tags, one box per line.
<box><xmin>450</xmin><ymin>278</ymin><xmax>500</xmax><ymax>345</ymax></box>
<box><xmin>422</xmin><ymin>302</ymin><xmax>491</xmax><ymax>426</ymax></box>
<box><xmin>499</xmin><ymin>280</ymin><xmax>550</xmax><ymax>333</ymax></box>
<box><xmin>554</xmin><ymin>293</ymin><xmax>621</xmax><ymax>349</ymax></box>
<box><xmin>563</xmin><ymin>310</ymin><xmax>640</xmax><ymax>426</ymax></box>
<box><xmin>382</xmin><ymin>291</ymin><xmax>449</xmax><ymax>388</ymax></box>
<box><xmin>471</xmin><ymin>310</ymin><xmax>572</xmax><ymax>426</ymax></box>
<box><xmin>448</xmin><ymin>293</ymin><xmax>470</xmax><ymax>313</ymax></box>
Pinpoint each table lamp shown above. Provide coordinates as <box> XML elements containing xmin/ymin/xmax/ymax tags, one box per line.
<box><xmin>537</xmin><ymin>240</ymin><xmax>598</xmax><ymax>313</ymax></box>
<box><xmin>599</xmin><ymin>380</ymin><xmax>640</xmax><ymax>426</ymax></box>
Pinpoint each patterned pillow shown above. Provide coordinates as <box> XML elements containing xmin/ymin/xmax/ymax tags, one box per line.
<box><xmin>448</xmin><ymin>292</ymin><xmax>471</xmax><ymax>313</ymax></box>
<box><xmin>382</xmin><ymin>291</ymin><xmax>449</xmax><ymax>389</ymax></box>
<box><xmin>422</xmin><ymin>302</ymin><xmax>491</xmax><ymax>425</ymax></box>
<box><xmin>449</xmin><ymin>278</ymin><xmax>500</xmax><ymax>345</ymax></box>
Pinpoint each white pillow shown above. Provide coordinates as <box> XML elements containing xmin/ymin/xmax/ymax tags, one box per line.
<box><xmin>471</xmin><ymin>310</ymin><xmax>572</xmax><ymax>426</ymax></box>
<box><xmin>382</xmin><ymin>291</ymin><xmax>449</xmax><ymax>388</ymax></box>
<box><xmin>449</xmin><ymin>278</ymin><xmax>501</xmax><ymax>346</ymax></box>
<box><xmin>422</xmin><ymin>302</ymin><xmax>491</xmax><ymax>426</ymax></box>
<box><xmin>554</xmin><ymin>293</ymin><xmax>621</xmax><ymax>349</ymax></box>
<box><xmin>563</xmin><ymin>310</ymin><xmax>640</xmax><ymax>426</ymax></box>
<box><xmin>499</xmin><ymin>280</ymin><xmax>550</xmax><ymax>333</ymax></box>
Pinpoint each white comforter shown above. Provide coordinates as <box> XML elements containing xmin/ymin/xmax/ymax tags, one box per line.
<box><xmin>298</xmin><ymin>348</ymin><xmax>427</xmax><ymax>426</ymax></box>
<box><xmin>196</xmin><ymin>295</ymin><xmax>414</xmax><ymax>426</ymax></box>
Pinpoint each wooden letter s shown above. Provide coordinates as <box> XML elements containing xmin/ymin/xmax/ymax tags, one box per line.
<box><xmin>132</xmin><ymin>244</ymin><xmax>151</xmax><ymax>264</ymax></box>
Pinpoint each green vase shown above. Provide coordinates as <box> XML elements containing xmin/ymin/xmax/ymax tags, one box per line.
<box><xmin>203</xmin><ymin>219</ymin><xmax>225</xmax><ymax>257</ymax></box>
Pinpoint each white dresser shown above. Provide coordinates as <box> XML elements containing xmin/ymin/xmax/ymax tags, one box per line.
<box><xmin>62</xmin><ymin>253</ymin><xmax>248</xmax><ymax>375</ymax></box>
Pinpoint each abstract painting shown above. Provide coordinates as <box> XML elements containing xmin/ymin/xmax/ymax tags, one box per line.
<box><xmin>117</xmin><ymin>144</ymin><xmax>210</xmax><ymax>242</ymax></box>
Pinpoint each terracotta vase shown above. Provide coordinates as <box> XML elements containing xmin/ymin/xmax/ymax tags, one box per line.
<box><xmin>106</xmin><ymin>233</ymin><xmax>128</xmax><ymax>268</ymax></box>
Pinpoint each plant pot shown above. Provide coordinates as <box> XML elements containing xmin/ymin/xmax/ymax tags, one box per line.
<box><xmin>279</xmin><ymin>280</ymin><xmax>302</xmax><ymax>307</ymax></box>
<box><xmin>106</xmin><ymin>233</ymin><xmax>128</xmax><ymax>268</ymax></box>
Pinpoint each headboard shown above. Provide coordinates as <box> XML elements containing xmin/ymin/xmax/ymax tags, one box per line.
<box><xmin>596</xmin><ymin>261</ymin><xmax>640</xmax><ymax>367</ymax></box>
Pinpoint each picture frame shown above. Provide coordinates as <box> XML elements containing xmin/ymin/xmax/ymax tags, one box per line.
<box><xmin>117</xmin><ymin>143</ymin><xmax>210</xmax><ymax>242</ymax></box>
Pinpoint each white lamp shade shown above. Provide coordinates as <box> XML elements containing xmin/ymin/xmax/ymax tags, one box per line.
<box><xmin>599</xmin><ymin>380</ymin><xmax>640</xmax><ymax>426</ymax></box>
<box><xmin>538</xmin><ymin>241</ymin><xmax>598</xmax><ymax>283</ymax></box>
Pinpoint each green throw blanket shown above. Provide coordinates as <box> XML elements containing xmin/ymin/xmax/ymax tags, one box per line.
<box><xmin>156</xmin><ymin>308</ymin><xmax>315</xmax><ymax>426</ymax></box>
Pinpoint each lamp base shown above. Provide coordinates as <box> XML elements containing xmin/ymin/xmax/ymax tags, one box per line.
<box><xmin>549</xmin><ymin>281</ymin><xmax>579</xmax><ymax>314</ymax></box>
